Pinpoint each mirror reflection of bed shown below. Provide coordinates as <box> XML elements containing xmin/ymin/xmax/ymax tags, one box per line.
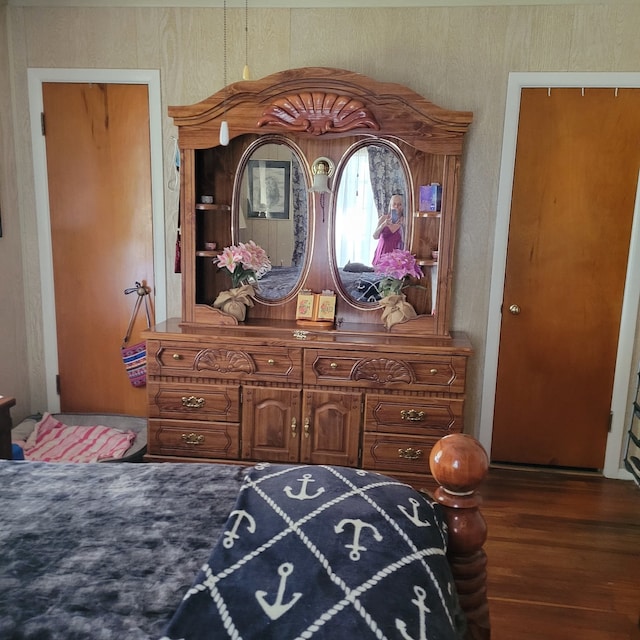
<box><xmin>255</xmin><ymin>264</ymin><xmax>381</xmax><ymax>303</ymax></box>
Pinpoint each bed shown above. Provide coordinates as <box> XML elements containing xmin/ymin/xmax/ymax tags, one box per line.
<box><xmin>255</xmin><ymin>265</ymin><xmax>381</xmax><ymax>303</ymax></box>
<box><xmin>0</xmin><ymin>433</ymin><xmax>490</xmax><ymax>640</ymax></box>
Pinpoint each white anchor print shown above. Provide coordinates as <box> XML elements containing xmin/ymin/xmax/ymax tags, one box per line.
<box><xmin>255</xmin><ymin>562</ymin><xmax>302</xmax><ymax>620</ymax></box>
<box><xmin>334</xmin><ymin>518</ymin><xmax>383</xmax><ymax>561</ymax></box>
<box><xmin>398</xmin><ymin>497</ymin><xmax>432</xmax><ymax>528</ymax></box>
<box><xmin>222</xmin><ymin>510</ymin><xmax>256</xmax><ymax>549</ymax></box>
<box><xmin>283</xmin><ymin>473</ymin><xmax>325</xmax><ymax>500</ymax></box>
<box><xmin>395</xmin><ymin>585</ymin><xmax>431</xmax><ymax>640</ymax></box>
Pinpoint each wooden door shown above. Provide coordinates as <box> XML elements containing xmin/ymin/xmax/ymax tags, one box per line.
<box><xmin>43</xmin><ymin>83</ymin><xmax>153</xmax><ymax>416</ymax></box>
<box><xmin>492</xmin><ymin>88</ymin><xmax>640</xmax><ymax>469</ymax></box>
<box><xmin>241</xmin><ymin>387</ymin><xmax>301</xmax><ymax>462</ymax></box>
<box><xmin>301</xmin><ymin>390</ymin><xmax>361</xmax><ymax>467</ymax></box>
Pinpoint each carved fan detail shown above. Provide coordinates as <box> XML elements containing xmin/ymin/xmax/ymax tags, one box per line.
<box><xmin>195</xmin><ymin>349</ymin><xmax>254</xmax><ymax>374</ymax></box>
<box><xmin>353</xmin><ymin>358</ymin><xmax>413</xmax><ymax>384</ymax></box>
<box><xmin>257</xmin><ymin>92</ymin><xmax>380</xmax><ymax>135</ymax></box>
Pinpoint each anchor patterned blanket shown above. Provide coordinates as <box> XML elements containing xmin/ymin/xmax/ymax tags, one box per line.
<box><xmin>161</xmin><ymin>463</ymin><xmax>466</xmax><ymax>640</ymax></box>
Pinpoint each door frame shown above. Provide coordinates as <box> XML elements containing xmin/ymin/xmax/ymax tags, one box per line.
<box><xmin>480</xmin><ymin>72</ymin><xmax>640</xmax><ymax>480</ymax></box>
<box><xmin>27</xmin><ymin>68</ymin><xmax>167</xmax><ymax>412</ymax></box>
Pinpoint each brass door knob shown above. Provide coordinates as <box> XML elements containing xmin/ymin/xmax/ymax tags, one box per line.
<box><xmin>509</xmin><ymin>304</ymin><xmax>521</xmax><ymax>315</ymax></box>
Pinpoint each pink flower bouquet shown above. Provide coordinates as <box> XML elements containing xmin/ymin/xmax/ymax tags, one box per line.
<box><xmin>214</xmin><ymin>241</ymin><xmax>272</xmax><ymax>288</ymax></box>
<box><xmin>373</xmin><ymin>249</ymin><xmax>423</xmax><ymax>297</ymax></box>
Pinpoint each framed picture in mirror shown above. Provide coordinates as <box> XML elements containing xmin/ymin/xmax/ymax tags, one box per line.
<box><xmin>247</xmin><ymin>160</ymin><xmax>291</xmax><ymax>219</ymax></box>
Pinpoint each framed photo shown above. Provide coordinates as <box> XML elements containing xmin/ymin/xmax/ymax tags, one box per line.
<box><xmin>247</xmin><ymin>160</ymin><xmax>291</xmax><ymax>219</ymax></box>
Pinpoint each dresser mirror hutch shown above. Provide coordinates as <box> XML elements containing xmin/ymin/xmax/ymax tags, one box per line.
<box><xmin>145</xmin><ymin>67</ymin><xmax>473</xmax><ymax>489</ymax></box>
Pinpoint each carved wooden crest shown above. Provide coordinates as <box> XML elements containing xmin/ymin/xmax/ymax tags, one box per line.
<box><xmin>353</xmin><ymin>358</ymin><xmax>413</xmax><ymax>384</ymax></box>
<box><xmin>257</xmin><ymin>92</ymin><xmax>380</xmax><ymax>135</ymax></box>
<box><xmin>195</xmin><ymin>349</ymin><xmax>254</xmax><ymax>374</ymax></box>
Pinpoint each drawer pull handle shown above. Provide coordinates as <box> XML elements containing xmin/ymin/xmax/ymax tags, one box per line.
<box><xmin>268</xmin><ymin>359</ymin><xmax>275</xmax><ymax>366</ymax></box>
<box><xmin>401</xmin><ymin>409</ymin><xmax>425</xmax><ymax>422</ymax></box>
<box><xmin>398</xmin><ymin>447</ymin><xmax>423</xmax><ymax>460</ymax></box>
<box><xmin>291</xmin><ymin>417</ymin><xmax>297</xmax><ymax>438</ymax></box>
<box><xmin>304</xmin><ymin>417</ymin><xmax>311</xmax><ymax>438</ymax></box>
<box><xmin>430</xmin><ymin>368</ymin><xmax>438</xmax><ymax>375</ymax></box>
<box><xmin>173</xmin><ymin>353</ymin><xmax>182</xmax><ymax>360</ymax></box>
<box><xmin>182</xmin><ymin>395</ymin><xmax>205</xmax><ymax>409</ymax></box>
<box><xmin>182</xmin><ymin>433</ymin><xmax>204</xmax><ymax>445</ymax></box>
<box><xmin>330</xmin><ymin>362</ymin><xmax>338</xmax><ymax>369</ymax></box>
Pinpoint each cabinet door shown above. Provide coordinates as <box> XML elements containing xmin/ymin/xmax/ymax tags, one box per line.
<box><xmin>241</xmin><ymin>387</ymin><xmax>301</xmax><ymax>463</ymax></box>
<box><xmin>300</xmin><ymin>390</ymin><xmax>361</xmax><ymax>467</ymax></box>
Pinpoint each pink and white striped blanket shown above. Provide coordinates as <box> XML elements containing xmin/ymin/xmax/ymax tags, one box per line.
<box><xmin>23</xmin><ymin>413</ymin><xmax>136</xmax><ymax>463</ymax></box>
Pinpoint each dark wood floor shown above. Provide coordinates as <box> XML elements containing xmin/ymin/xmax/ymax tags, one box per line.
<box><xmin>480</xmin><ymin>466</ymin><xmax>640</xmax><ymax>640</ymax></box>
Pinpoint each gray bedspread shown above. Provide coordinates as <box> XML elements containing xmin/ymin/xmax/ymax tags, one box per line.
<box><xmin>0</xmin><ymin>461</ymin><xmax>244</xmax><ymax>639</ymax></box>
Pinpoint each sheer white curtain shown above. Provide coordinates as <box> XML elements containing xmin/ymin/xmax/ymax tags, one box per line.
<box><xmin>335</xmin><ymin>149</ymin><xmax>379</xmax><ymax>267</ymax></box>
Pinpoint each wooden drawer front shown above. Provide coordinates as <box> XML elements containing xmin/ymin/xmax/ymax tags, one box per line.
<box><xmin>147</xmin><ymin>383</ymin><xmax>239</xmax><ymax>422</ymax></box>
<box><xmin>148</xmin><ymin>340</ymin><xmax>302</xmax><ymax>383</ymax></box>
<box><xmin>365</xmin><ymin>395</ymin><xmax>463</xmax><ymax>436</ymax></box>
<box><xmin>305</xmin><ymin>350</ymin><xmax>466</xmax><ymax>392</ymax></box>
<box><xmin>148</xmin><ymin>418</ymin><xmax>239</xmax><ymax>459</ymax></box>
<box><xmin>362</xmin><ymin>433</ymin><xmax>440</xmax><ymax>475</ymax></box>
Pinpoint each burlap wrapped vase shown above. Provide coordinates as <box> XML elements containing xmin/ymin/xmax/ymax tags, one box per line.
<box><xmin>213</xmin><ymin>284</ymin><xmax>256</xmax><ymax>321</ymax></box>
<box><xmin>379</xmin><ymin>293</ymin><xmax>417</xmax><ymax>330</ymax></box>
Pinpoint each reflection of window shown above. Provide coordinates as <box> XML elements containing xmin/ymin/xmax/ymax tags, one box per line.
<box><xmin>335</xmin><ymin>149</ymin><xmax>378</xmax><ymax>267</ymax></box>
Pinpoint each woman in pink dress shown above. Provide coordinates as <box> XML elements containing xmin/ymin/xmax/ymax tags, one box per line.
<box><xmin>372</xmin><ymin>194</ymin><xmax>405</xmax><ymax>265</ymax></box>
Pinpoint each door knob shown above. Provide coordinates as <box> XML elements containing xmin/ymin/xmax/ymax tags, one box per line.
<box><xmin>509</xmin><ymin>304</ymin><xmax>521</xmax><ymax>315</ymax></box>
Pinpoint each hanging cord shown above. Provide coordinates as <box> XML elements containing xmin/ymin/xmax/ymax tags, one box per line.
<box><xmin>167</xmin><ymin>136</ymin><xmax>180</xmax><ymax>192</ymax></box>
<box><xmin>167</xmin><ymin>135</ymin><xmax>181</xmax><ymax>262</ymax></box>
<box><xmin>122</xmin><ymin>282</ymin><xmax>151</xmax><ymax>347</ymax></box>
<box><xmin>219</xmin><ymin>0</ymin><xmax>230</xmax><ymax>145</ymax></box>
<box><xmin>243</xmin><ymin>0</ymin><xmax>250</xmax><ymax>80</ymax></box>
<box><xmin>223</xmin><ymin>0</ymin><xmax>228</xmax><ymax>91</ymax></box>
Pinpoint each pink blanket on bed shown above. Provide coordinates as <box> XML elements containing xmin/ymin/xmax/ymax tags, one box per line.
<box><xmin>23</xmin><ymin>413</ymin><xmax>136</xmax><ymax>462</ymax></box>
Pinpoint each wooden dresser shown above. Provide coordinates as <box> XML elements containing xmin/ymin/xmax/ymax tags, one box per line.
<box><xmin>145</xmin><ymin>321</ymin><xmax>471</xmax><ymax>489</ymax></box>
<box><xmin>144</xmin><ymin>68</ymin><xmax>473</xmax><ymax>489</ymax></box>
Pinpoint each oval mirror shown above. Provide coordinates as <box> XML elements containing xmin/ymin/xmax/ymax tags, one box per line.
<box><xmin>333</xmin><ymin>141</ymin><xmax>410</xmax><ymax>304</ymax></box>
<box><xmin>236</xmin><ymin>140</ymin><xmax>308</xmax><ymax>301</ymax></box>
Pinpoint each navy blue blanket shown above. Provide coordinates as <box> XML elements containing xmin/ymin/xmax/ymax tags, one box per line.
<box><xmin>162</xmin><ymin>464</ymin><xmax>465</xmax><ymax>640</ymax></box>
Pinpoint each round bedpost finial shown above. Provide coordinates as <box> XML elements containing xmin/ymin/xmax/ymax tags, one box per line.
<box><xmin>429</xmin><ymin>433</ymin><xmax>489</xmax><ymax>495</ymax></box>
<box><xmin>429</xmin><ymin>433</ymin><xmax>491</xmax><ymax>639</ymax></box>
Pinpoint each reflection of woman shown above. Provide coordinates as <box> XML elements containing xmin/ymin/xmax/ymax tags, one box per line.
<box><xmin>372</xmin><ymin>194</ymin><xmax>404</xmax><ymax>265</ymax></box>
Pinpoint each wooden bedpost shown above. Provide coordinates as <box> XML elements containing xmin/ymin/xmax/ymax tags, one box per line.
<box><xmin>428</xmin><ymin>433</ymin><xmax>490</xmax><ymax>640</ymax></box>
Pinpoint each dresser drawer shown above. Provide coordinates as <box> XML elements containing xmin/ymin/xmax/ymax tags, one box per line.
<box><xmin>148</xmin><ymin>418</ymin><xmax>239</xmax><ymax>459</ymax></box>
<box><xmin>147</xmin><ymin>382</ymin><xmax>240</xmax><ymax>422</ymax></box>
<box><xmin>304</xmin><ymin>350</ymin><xmax>466</xmax><ymax>392</ymax></box>
<box><xmin>147</xmin><ymin>340</ymin><xmax>302</xmax><ymax>383</ymax></box>
<box><xmin>365</xmin><ymin>394</ymin><xmax>463</xmax><ymax>436</ymax></box>
<box><xmin>362</xmin><ymin>433</ymin><xmax>440</xmax><ymax>475</ymax></box>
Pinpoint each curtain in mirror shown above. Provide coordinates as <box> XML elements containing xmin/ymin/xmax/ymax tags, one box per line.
<box><xmin>335</xmin><ymin>148</ymin><xmax>378</xmax><ymax>267</ymax></box>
